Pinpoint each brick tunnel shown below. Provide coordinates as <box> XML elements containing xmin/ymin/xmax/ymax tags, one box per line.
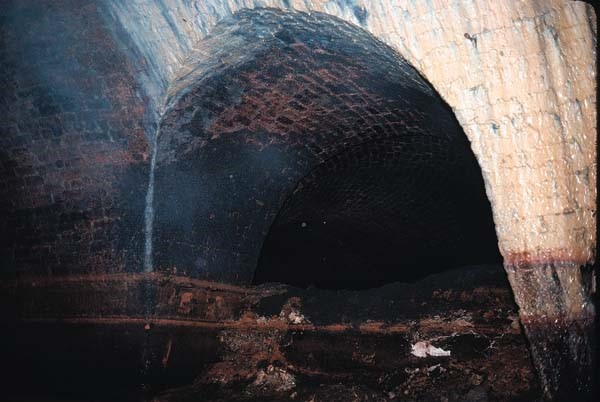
<box><xmin>151</xmin><ymin>9</ymin><xmax>501</xmax><ymax>288</ymax></box>
<box><xmin>0</xmin><ymin>2</ymin><xmax>597</xmax><ymax>402</ymax></box>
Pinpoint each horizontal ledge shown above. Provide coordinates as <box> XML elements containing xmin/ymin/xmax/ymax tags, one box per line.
<box><xmin>3</xmin><ymin>272</ymin><xmax>259</xmax><ymax>294</ymax></box>
<box><xmin>19</xmin><ymin>316</ymin><xmax>520</xmax><ymax>336</ymax></box>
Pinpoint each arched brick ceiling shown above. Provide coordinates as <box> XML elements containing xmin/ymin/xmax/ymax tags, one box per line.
<box><xmin>153</xmin><ymin>9</ymin><xmax>500</xmax><ymax>285</ymax></box>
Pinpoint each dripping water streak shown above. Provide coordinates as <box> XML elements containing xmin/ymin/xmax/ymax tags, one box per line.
<box><xmin>141</xmin><ymin>125</ymin><xmax>160</xmax><ymax>399</ymax></box>
<box><xmin>144</xmin><ymin>126</ymin><xmax>160</xmax><ymax>273</ymax></box>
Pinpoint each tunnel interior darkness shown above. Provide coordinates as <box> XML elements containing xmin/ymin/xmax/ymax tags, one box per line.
<box><xmin>254</xmin><ymin>135</ymin><xmax>502</xmax><ymax>289</ymax></box>
<box><xmin>154</xmin><ymin>9</ymin><xmax>502</xmax><ymax>288</ymax></box>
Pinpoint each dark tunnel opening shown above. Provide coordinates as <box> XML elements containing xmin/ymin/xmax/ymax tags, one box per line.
<box><xmin>241</xmin><ymin>11</ymin><xmax>503</xmax><ymax>290</ymax></box>
<box><xmin>253</xmin><ymin>118</ymin><xmax>502</xmax><ymax>290</ymax></box>
<box><xmin>151</xmin><ymin>8</ymin><xmax>503</xmax><ymax>288</ymax></box>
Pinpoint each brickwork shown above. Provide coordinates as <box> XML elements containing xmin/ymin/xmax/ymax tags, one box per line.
<box><xmin>106</xmin><ymin>0</ymin><xmax>597</xmax><ymax>268</ymax></box>
<box><xmin>0</xmin><ymin>2</ymin><xmax>596</xmax><ymax>399</ymax></box>
<box><xmin>0</xmin><ymin>0</ymin><xmax>149</xmax><ymax>276</ymax></box>
<box><xmin>154</xmin><ymin>10</ymin><xmax>498</xmax><ymax>284</ymax></box>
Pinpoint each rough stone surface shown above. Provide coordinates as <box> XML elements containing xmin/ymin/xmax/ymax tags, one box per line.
<box><xmin>505</xmin><ymin>262</ymin><xmax>596</xmax><ymax>399</ymax></box>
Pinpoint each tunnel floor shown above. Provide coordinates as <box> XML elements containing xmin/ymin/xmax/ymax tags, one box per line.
<box><xmin>158</xmin><ymin>265</ymin><xmax>540</xmax><ymax>402</ymax></box>
<box><xmin>3</xmin><ymin>264</ymin><xmax>543</xmax><ymax>402</ymax></box>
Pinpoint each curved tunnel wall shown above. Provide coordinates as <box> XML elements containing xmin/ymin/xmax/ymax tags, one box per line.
<box><xmin>0</xmin><ymin>2</ymin><xmax>593</xmax><ymax>287</ymax></box>
<box><xmin>0</xmin><ymin>0</ymin><xmax>149</xmax><ymax>276</ymax></box>
<box><xmin>152</xmin><ymin>9</ymin><xmax>500</xmax><ymax>285</ymax></box>
<box><xmin>255</xmin><ymin>136</ymin><xmax>501</xmax><ymax>289</ymax></box>
<box><xmin>0</xmin><ymin>0</ymin><xmax>593</xmax><ymax>284</ymax></box>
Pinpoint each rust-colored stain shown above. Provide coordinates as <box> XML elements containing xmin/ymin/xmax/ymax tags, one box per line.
<box><xmin>504</xmin><ymin>249</ymin><xmax>593</xmax><ymax>267</ymax></box>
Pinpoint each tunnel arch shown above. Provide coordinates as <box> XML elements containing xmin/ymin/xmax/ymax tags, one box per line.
<box><xmin>106</xmin><ymin>1</ymin><xmax>597</xmax><ymax>273</ymax></box>
<box><xmin>0</xmin><ymin>2</ymin><xmax>593</xmax><ymax>400</ymax></box>
<box><xmin>0</xmin><ymin>3</ymin><xmax>592</xmax><ymax>400</ymax></box>
<box><xmin>151</xmin><ymin>8</ymin><xmax>501</xmax><ymax>286</ymax></box>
